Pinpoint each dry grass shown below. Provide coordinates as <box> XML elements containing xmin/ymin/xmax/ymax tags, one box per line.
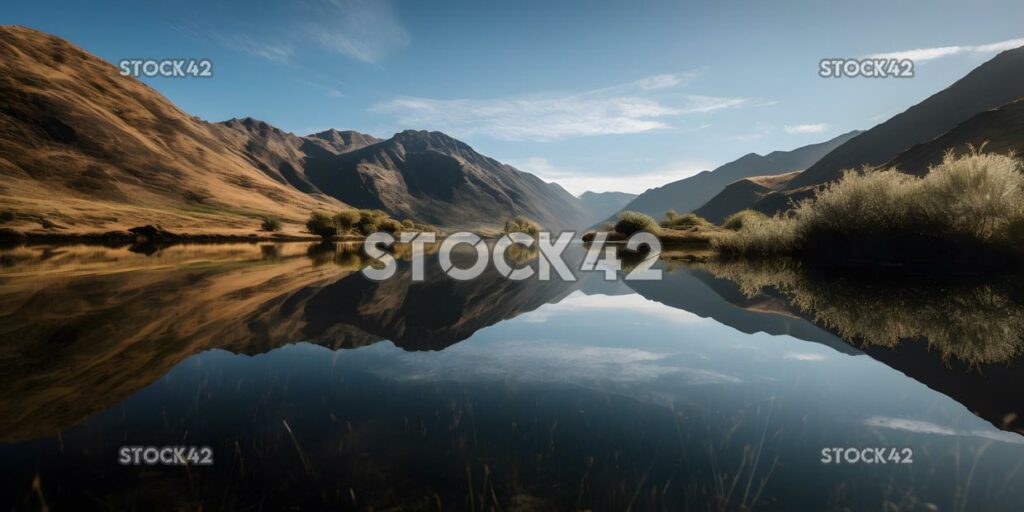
<box><xmin>713</xmin><ymin>150</ymin><xmax>1024</xmax><ymax>263</ymax></box>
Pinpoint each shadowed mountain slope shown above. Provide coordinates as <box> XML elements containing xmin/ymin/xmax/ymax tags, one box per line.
<box><xmin>609</xmin><ymin>131</ymin><xmax>859</xmax><ymax>223</ymax></box>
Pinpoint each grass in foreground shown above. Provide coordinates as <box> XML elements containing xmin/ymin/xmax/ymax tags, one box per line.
<box><xmin>713</xmin><ymin>150</ymin><xmax>1024</xmax><ymax>265</ymax></box>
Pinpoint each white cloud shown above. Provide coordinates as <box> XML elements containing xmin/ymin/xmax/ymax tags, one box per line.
<box><xmin>864</xmin><ymin>416</ymin><xmax>1024</xmax><ymax>444</ymax></box>
<box><xmin>510</xmin><ymin>157</ymin><xmax>713</xmax><ymax>195</ymax></box>
<box><xmin>783</xmin><ymin>352</ymin><xmax>828</xmax><ymax>361</ymax></box>
<box><xmin>784</xmin><ymin>123</ymin><xmax>829</xmax><ymax>134</ymax></box>
<box><xmin>868</xmin><ymin>37</ymin><xmax>1024</xmax><ymax>62</ymax></box>
<box><xmin>519</xmin><ymin>291</ymin><xmax>708</xmax><ymax>325</ymax></box>
<box><xmin>371</xmin><ymin>74</ymin><xmax>756</xmax><ymax>141</ymax></box>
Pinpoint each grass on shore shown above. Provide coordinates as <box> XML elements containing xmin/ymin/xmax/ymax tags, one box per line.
<box><xmin>712</xmin><ymin>150</ymin><xmax>1024</xmax><ymax>264</ymax></box>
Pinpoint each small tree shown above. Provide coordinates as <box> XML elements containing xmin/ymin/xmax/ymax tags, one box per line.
<box><xmin>665</xmin><ymin>209</ymin><xmax>678</xmax><ymax>221</ymax></box>
<box><xmin>306</xmin><ymin>211</ymin><xmax>337</xmax><ymax>239</ymax></box>
<box><xmin>614</xmin><ymin>211</ymin><xmax>659</xmax><ymax>236</ymax></box>
<box><xmin>260</xmin><ymin>216</ymin><xmax>282</xmax><ymax>232</ymax></box>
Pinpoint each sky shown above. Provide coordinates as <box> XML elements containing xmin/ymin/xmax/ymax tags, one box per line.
<box><xmin>6</xmin><ymin>0</ymin><xmax>1024</xmax><ymax>194</ymax></box>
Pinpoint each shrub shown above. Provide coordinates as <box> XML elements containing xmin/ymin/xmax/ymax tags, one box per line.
<box><xmin>614</xmin><ymin>211</ymin><xmax>659</xmax><ymax>236</ymax></box>
<box><xmin>402</xmin><ymin>219</ymin><xmax>415</xmax><ymax>229</ymax></box>
<box><xmin>359</xmin><ymin>209</ymin><xmax>389</xmax><ymax>221</ymax></box>
<box><xmin>378</xmin><ymin>218</ymin><xmax>404</xmax><ymax>233</ymax></box>
<box><xmin>665</xmin><ymin>209</ymin><xmax>678</xmax><ymax>220</ymax></box>
<box><xmin>305</xmin><ymin>211</ymin><xmax>338</xmax><ymax>239</ymax></box>
<box><xmin>357</xmin><ymin>218</ymin><xmax>379</xmax><ymax>236</ymax></box>
<box><xmin>260</xmin><ymin>216</ymin><xmax>282</xmax><ymax>232</ymax></box>
<box><xmin>333</xmin><ymin>210</ymin><xmax>361</xmax><ymax>232</ymax></box>
<box><xmin>660</xmin><ymin>213</ymin><xmax>710</xmax><ymax>230</ymax></box>
<box><xmin>504</xmin><ymin>216</ymin><xmax>541</xmax><ymax>237</ymax></box>
<box><xmin>722</xmin><ymin>209</ymin><xmax>768</xmax><ymax>231</ymax></box>
<box><xmin>0</xmin><ymin>210</ymin><xmax>14</xmax><ymax>223</ymax></box>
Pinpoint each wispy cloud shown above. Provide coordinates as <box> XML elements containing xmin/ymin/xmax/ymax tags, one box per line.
<box><xmin>510</xmin><ymin>156</ymin><xmax>713</xmax><ymax>195</ymax></box>
<box><xmin>208</xmin><ymin>0</ymin><xmax>408</xmax><ymax>64</ymax></box>
<box><xmin>371</xmin><ymin>74</ymin><xmax>758</xmax><ymax>141</ymax></box>
<box><xmin>784</xmin><ymin>123</ymin><xmax>829</xmax><ymax>134</ymax></box>
<box><xmin>868</xmin><ymin>36</ymin><xmax>1024</xmax><ymax>62</ymax></box>
<box><xmin>865</xmin><ymin>416</ymin><xmax>1024</xmax><ymax>444</ymax></box>
<box><xmin>307</xmin><ymin>0</ymin><xmax>409</xmax><ymax>63</ymax></box>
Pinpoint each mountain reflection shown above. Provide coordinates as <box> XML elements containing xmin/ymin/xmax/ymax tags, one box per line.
<box><xmin>3</xmin><ymin>242</ymin><xmax>1024</xmax><ymax>510</ymax></box>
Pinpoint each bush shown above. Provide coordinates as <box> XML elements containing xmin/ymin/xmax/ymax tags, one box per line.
<box><xmin>359</xmin><ymin>209</ymin><xmax>389</xmax><ymax>221</ymax></box>
<box><xmin>378</xmin><ymin>218</ymin><xmax>404</xmax><ymax>233</ymax></box>
<box><xmin>305</xmin><ymin>211</ymin><xmax>338</xmax><ymax>239</ymax></box>
<box><xmin>402</xmin><ymin>219</ymin><xmax>415</xmax><ymax>229</ymax></box>
<box><xmin>665</xmin><ymin>209</ymin><xmax>678</xmax><ymax>220</ymax></box>
<box><xmin>722</xmin><ymin>209</ymin><xmax>768</xmax><ymax>231</ymax></box>
<box><xmin>614</xmin><ymin>211</ymin><xmax>659</xmax><ymax>236</ymax></box>
<box><xmin>0</xmin><ymin>210</ymin><xmax>14</xmax><ymax>224</ymax></box>
<box><xmin>660</xmin><ymin>213</ymin><xmax>710</xmax><ymax>230</ymax></box>
<box><xmin>714</xmin><ymin>150</ymin><xmax>1024</xmax><ymax>260</ymax></box>
<box><xmin>504</xmin><ymin>216</ymin><xmax>541</xmax><ymax>237</ymax></box>
<box><xmin>357</xmin><ymin>218</ymin><xmax>379</xmax><ymax>236</ymax></box>
<box><xmin>333</xmin><ymin>210</ymin><xmax>361</xmax><ymax>232</ymax></box>
<box><xmin>260</xmin><ymin>216</ymin><xmax>282</xmax><ymax>232</ymax></box>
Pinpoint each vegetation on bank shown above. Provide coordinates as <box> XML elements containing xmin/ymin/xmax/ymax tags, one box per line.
<box><xmin>504</xmin><ymin>216</ymin><xmax>541</xmax><ymax>237</ymax></box>
<box><xmin>260</xmin><ymin>216</ymin><xmax>282</xmax><ymax>232</ymax></box>
<box><xmin>712</xmin><ymin>150</ymin><xmax>1024</xmax><ymax>264</ymax></box>
<box><xmin>305</xmin><ymin>209</ymin><xmax>437</xmax><ymax>239</ymax></box>
<box><xmin>699</xmin><ymin>257</ymin><xmax>1024</xmax><ymax>365</ymax></box>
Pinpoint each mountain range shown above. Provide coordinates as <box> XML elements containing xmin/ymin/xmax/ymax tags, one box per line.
<box><xmin>606</xmin><ymin>130</ymin><xmax>860</xmax><ymax>224</ymax></box>
<box><xmin>0</xmin><ymin>25</ymin><xmax>599</xmax><ymax>235</ymax></box>
<box><xmin>746</xmin><ymin>45</ymin><xmax>1024</xmax><ymax>216</ymax></box>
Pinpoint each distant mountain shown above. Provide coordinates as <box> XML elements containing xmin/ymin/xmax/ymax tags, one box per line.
<box><xmin>0</xmin><ymin>25</ymin><xmax>348</xmax><ymax>235</ymax></box>
<box><xmin>693</xmin><ymin>171</ymin><xmax>801</xmax><ymax>223</ymax></box>
<box><xmin>885</xmin><ymin>98</ymin><xmax>1024</xmax><ymax>174</ymax></box>
<box><xmin>0</xmin><ymin>26</ymin><xmax>592</xmax><ymax>234</ymax></box>
<box><xmin>609</xmin><ymin>130</ymin><xmax>860</xmax><ymax>223</ymax></box>
<box><xmin>782</xmin><ymin>45</ymin><xmax>1024</xmax><ymax>191</ymax></box>
<box><xmin>578</xmin><ymin>191</ymin><xmax>637</xmax><ymax>226</ymax></box>
<box><xmin>303</xmin><ymin>130</ymin><xmax>593</xmax><ymax>231</ymax></box>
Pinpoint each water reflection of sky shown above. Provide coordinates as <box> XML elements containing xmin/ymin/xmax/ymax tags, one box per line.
<box><xmin>3</xmin><ymin>246</ymin><xmax>1024</xmax><ymax>510</ymax></box>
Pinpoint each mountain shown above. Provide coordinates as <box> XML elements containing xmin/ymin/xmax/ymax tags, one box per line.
<box><xmin>578</xmin><ymin>191</ymin><xmax>637</xmax><ymax>225</ymax></box>
<box><xmin>609</xmin><ymin>130</ymin><xmax>860</xmax><ymax>223</ymax></box>
<box><xmin>302</xmin><ymin>129</ymin><xmax>593</xmax><ymax>231</ymax></box>
<box><xmin>693</xmin><ymin>171</ymin><xmax>801</xmax><ymax>223</ymax></box>
<box><xmin>885</xmin><ymin>98</ymin><xmax>1024</xmax><ymax>174</ymax></box>
<box><xmin>783</xmin><ymin>45</ymin><xmax>1024</xmax><ymax>191</ymax></box>
<box><xmin>0</xmin><ymin>26</ymin><xmax>591</xmax><ymax>235</ymax></box>
<box><xmin>0</xmin><ymin>25</ymin><xmax>348</xmax><ymax>235</ymax></box>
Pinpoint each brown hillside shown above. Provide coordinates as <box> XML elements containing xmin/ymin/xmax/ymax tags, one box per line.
<box><xmin>0</xmin><ymin>25</ymin><xmax>350</xmax><ymax>235</ymax></box>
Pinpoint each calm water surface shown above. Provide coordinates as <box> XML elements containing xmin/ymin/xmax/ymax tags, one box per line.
<box><xmin>1</xmin><ymin>242</ymin><xmax>1023</xmax><ymax>510</ymax></box>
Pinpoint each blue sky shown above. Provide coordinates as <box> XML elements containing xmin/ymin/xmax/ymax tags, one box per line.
<box><xmin>7</xmin><ymin>0</ymin><xmax>1024</xmax><ymax>194</ymax></box>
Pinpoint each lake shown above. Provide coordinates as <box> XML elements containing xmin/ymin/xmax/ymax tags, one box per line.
<box><xmin>1</xmin><ymin>242</ymin><xmax>1023</xmax><ymax>510</ymax></box>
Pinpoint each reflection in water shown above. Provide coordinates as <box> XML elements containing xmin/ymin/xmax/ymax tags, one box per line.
<box><xmin>1</xmin><ymin>243</ymin><xmax>1023</xmax><ymax>510</ymax></box>
<box><xmin>697</xmin><ymin>258</ymin><xmax>1024</xmax><ymax>365</ymax></box>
